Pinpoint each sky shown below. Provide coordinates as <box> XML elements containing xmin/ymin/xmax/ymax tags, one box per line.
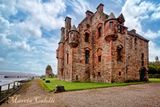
<box><xmin>0</xmin><ymin>0</ymin><xmax>160</xmax><ymax>75</ymax></box>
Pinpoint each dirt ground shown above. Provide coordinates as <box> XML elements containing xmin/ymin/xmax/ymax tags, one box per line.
<box><xmin>1</xmin><ymin>79</ymin><xmax>160</xmax><ymax>107</ymax></box>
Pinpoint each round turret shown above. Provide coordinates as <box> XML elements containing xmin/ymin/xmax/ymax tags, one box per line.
<box><xmin>68</xmin><ymin>25</ymin><xmax>79</xmax><ymax>48</ymax></box>
<box><xmin>104</xmin><ymin>12</ymin><xmax>118</xmax><ymax>41</ymax></box>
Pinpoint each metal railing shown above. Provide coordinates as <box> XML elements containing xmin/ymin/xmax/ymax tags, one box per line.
<box><xmin>0</xmin><ymin>81</ymin><xmax>22</xmax><ymax>104</ymax></box>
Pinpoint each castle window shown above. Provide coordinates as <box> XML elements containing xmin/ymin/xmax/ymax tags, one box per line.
<box><xmin>85</xmin><ymin>32</ymin><xmax>89</xmax><ymax>42</ymax></box>
<box><xmin>117</xmin><ymin>45</ymin><xmax>123</xmax><ymax>62</ymax></box>
<box><xmin>86</xmin><ymin>24</ymin><xmax>90</xmax><ymax>28</ymax></box>
<box><xmin>134</xmin><ymin>38</ymin><xmax>137</xmax><ymax>50</ymax></box>
<box><xmin>98</xmin><ymin>72</ymin><xmax>101</xmax><ymax>77</ymax></box>
<box><xmin>98</xmin><ymin>55</ymin><xmax>101</xmax><ymax>62</ymax></box>
<box><xmin>61</xmin><ymin>68</ymin><xmax>63</xmax><ymax>76</ymax></box>
<box><xmin>119</xmin><ymin>72</ymin><xmax>121</xmax><ymax>76</ymax></box>
<box><xmin>67</xmin><ymin>53</ymin><xmax>69</xmax><ymax>64</ymax></box>
<box><xmin>85</xmin><ymin>50</ymin><xmax>90</xmax><ymax>64</ymax></box>
<box><xmin>109</xmin><ymin>21</ymin><xmax>113</xmax><ymax>28</ymax></box>
<box><xmin>98</xmin><ymin>26</ymin><xmax>102</xmax><ymax>37</ymax></box>
<box><xmin>141</xmin><ymin>53</ymin><xmax>144</xmax><ymax>66</ymax></box>
<box><xmin>76</xmin><ymin>75</ymin><xmax>78</xmax><ymax>81</ymax></box>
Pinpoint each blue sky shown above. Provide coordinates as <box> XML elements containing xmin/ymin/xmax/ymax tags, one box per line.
<box><xmin>0</xmin><ymin>0</ymin><xmax>160</xmax><ymax>75</ymax></box>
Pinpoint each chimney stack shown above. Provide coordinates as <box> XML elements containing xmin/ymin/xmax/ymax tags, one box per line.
<box><xmin>85</xmin><ymin>10</ymin><xmax>93</xmax><ymax>18</ymax></box>
<box><xmin>96</xmin><ymin>3</ymin><xmax>104</xmax><ymax>13</ymax></box>
<box><xmin>65</xmin><ymin>16</ymin><xmax>71</xmax><ymax>39</ymax></box>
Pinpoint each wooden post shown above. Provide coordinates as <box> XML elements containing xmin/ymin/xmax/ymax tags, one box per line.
<box><xmin>8</xmin><ymin>84</ymin><xmax>10</xmax><ymax>93</ymax></box>
<box><xmin>13</xmin><ymin>82</ymin><xmax>15</xmax><ymax>89</ymax></box>
<box><xmin>0</xmin><ymin>86</ymin><xmax>1</xmax><ymax>96</ymax></box>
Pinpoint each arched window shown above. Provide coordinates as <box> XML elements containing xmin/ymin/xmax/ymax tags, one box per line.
<box><xmin>85</xmin><ymin>50</ymin><xmax>90</xmax><ymax>64</ymax></box>
<box><xmin>85</xmin><ymin>32</ymin><xmax>89</xmax><ymax>42</ymax></box>
<box><xmin>98</xmin><ymin>26</ymin><xmax>102</xmax><ymax>37</ymax></box>
<box><xmin>109</xmin><ymin>21</ymin><xmax>113</xmax><ymax>28</ymax></box>
<box><xmin>97</xmin><ymin>48</ymin><xmax>102</xmax><ymax>63</ymax></box>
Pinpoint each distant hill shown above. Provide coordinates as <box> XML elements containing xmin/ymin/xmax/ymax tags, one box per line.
<box><xmin>0</xmin><ymin>71</ymin><xmax>38</xmax><ymax>78</ymax></box>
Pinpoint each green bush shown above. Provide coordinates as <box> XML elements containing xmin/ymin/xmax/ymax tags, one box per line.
<box><xmin>148</xmin><ymin>62</ymin><xmax>160</xmax><ymax>74</ymax></box>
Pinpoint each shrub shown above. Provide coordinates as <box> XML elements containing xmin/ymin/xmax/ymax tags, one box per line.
<box><xmin>45</xmin><ymin>80</ymin><xmax>50</xmax><ymax>83</ymax></box>
<box><xmin>148</xmin><ymin>74</ymin><xmax>160</xmax><ymax>78</ymax></box>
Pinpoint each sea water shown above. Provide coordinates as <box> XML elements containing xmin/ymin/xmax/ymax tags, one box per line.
<box><xmin>0</xmin><ymin>78</ymin><xmax>29</xmax><ymax>91</ymax></box>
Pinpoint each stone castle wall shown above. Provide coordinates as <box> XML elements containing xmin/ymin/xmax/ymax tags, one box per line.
<box><xmin>57</xmin><ymin>3</ymin><xmax>149</xmax><ymax>82</ymax></box>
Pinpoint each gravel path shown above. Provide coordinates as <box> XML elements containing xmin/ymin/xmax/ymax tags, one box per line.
<box><xmin>1</xmin><ymin>79</ymin><xmax>160</xmax><ymax>107</ymax></box>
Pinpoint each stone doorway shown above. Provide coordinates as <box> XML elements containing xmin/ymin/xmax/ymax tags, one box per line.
<box><xmin>139</xmin><ymin>67</ymin><xmax>148</xmax><ymax>81</ymax></box>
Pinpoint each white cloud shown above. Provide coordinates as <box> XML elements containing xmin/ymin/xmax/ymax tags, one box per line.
<box><xmin>0</xmin><ymin>34</ymin><xmax>33</xmax><ymax>52</ymax></box>
<box><xmin>121</xmin><ymin>0</ymin><xmax>157</xmax><ymax>33</ymax></box>
<box><xmin>0</xmin><ymin>34</ymin><xmax>12</xmax><ymax>46</ymax></box>
<box><xmin>121</xmin><ymin>0</ymin><xmax>160</xmax><ymax>61</ymax></box>
<box><xmin>144</xmin><ymin>30</ymin><xmax>160</xmax><ymax>40</ymax></box>
<box><xmin>149</xmin><ymin>41</ymin><xmax>160</xmax><ymax>61</ymax></box>
<box><xmin>0</xmin><ymin>0</ymin><xmax>17</xmax><ymax>18</ymax></box>
<box><xmin>151</xmin><ymin>5</ymin><xmax>160</xmax><ymax>20</ymax></box>
<box><xmin>0</xmin><ymin>57</ymin><xmax>4</xmax><ymax>62</ymax></box>
<box><xmin>67</xmin><ymin>0</ymin><xmax>91</xmax><ymax>16</ymax></box>
<box><xmin>17</xmin><ymin>0</ymin><xmax>66</xmax><ymax>30</ymax></box>
<box><xmin>14</xmin><ymin>41</ymin><xmax>33</xmax><ymax>52</ymax></box>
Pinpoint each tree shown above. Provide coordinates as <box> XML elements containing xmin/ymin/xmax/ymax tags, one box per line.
<box><xmin>155</xmin><ymin>56</ymin><xmax>159</xmax><ymax>62</ymax></box>
<box><xmin>45</xmin><ymin>65</ymin><xmax>53</xmax><ymax>77</ymax></box>
<box><xmin>46</xmin><ymin>65</ymin><xmax>52</xmax><ymax>71</ymax></box>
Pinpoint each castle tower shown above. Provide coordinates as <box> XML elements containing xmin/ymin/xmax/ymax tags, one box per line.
<box><xmin>57</xmin><ymin>27</ymin><xmax>65</xmax><ymax>79</ymax></box>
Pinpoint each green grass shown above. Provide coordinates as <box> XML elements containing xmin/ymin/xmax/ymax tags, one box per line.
<box><xmin>40</xmin><ymin>78</ymin><xmax>160</xmax><ymax>92</ymax></box>
<box><xmin>149</xmin><ymin>78</ymin><xmax>160</xmax><ymax>83</ymax></box>
<box><xmin>39</xmin><ymin>78</ymin><xmax>145</xmax><ymax>91</ymax></box>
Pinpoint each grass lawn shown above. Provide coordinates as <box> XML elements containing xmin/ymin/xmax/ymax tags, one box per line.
<box><xmin>149</xmin><ymin>78</ymin><xmax>160</xmax><ymax>83</ymax></box>
<box><xmin>40</xmin><ymin>78</ymin><xmax>160</xmax><ymax>92</ymax></box>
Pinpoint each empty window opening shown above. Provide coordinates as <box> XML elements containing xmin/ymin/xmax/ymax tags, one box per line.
<box><xmin>135</xmin><ymin>38</ymin><xmax>137</xmax><ymax>50</ymax></box>
<box><xmin>119</xmin><ymin>72</ymin><xmax>121</xmax><ymax>76</ymax></box>
<box><xmin>141</xmin><ymin>53</ymin><xmax>144</xmax><ymax>66</ymax></box>
<box><xmin>85</xmin><ymin>50</ymin><xmax>90</xmax><ymax>64</ymax></box>
<box><xmin>67</xmin><ymin>53</ymin><xmax>69</xmax><ymax>64</ymax></box>
<box><xmin>117</xmin><ymin>45</ymin><xmax>123</xmax><ymax>62</ymax></box>
<box><xmin>98</xmin><ymin>55</ymin><xmax>101</xmax><ymax>62</ymax></box>
<box><xmin>98</xmin><ymin>72</ymin><xmax>101</xmax><ymax>77</ymax></box>
<box><xmin>76</xmin><ymin>75</ymin><xmax>78</xmax><ymax>81</ymax></box>
<box><xmin>98</xmin><ymin>26</ymin><xmax>102</xmax><ymax>37</ymax></box>
<box><xmin>109</xmin><ymin>21</ymin><xmax>113</xmax><ymax>28</ymax></box>
<box><xmin>85</xmin><ymin>33</ymin><xmax>89</xmax><ymax>42</ymax></box>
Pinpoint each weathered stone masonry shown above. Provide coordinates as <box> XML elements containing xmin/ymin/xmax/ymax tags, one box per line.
<box><xmin>57</xmin><ymin>3</ymin><xmax>149</xmax><ymax>82</ymax></box>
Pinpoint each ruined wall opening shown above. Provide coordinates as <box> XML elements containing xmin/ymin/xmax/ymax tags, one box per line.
<box><xmin>98</xmin><ymin>26</ymin><xmax>102</xmax><ymax>37</ymax></box>
<box><xmin>117</xmin><ymin>45</ymin><xmax>123</xmax><ymax>62</ymax></box>
<box><xmin>98</xmin><ymin>55</ymin><xmax>101</xmax><ymax>62</ymax></box>
<box><xmin>97</xmin><ymin>48</ymin><xmax>102</xmax><ymax>63</ymax></box>
<box><xmin>98</xmin><ymin>72</ymin><xmax>101</xmax><ymax>77</ymax></box>
<box><xmin>85</xmin><ymin>50</ymin><xmax>90</xmax><ymax>64</ymax></box>
<box><xmin>109</xmin><ymin>21</ymin><xmax>113</xmax><ymax>28</ymax></box>
<box><xmin>67</xmin><ymin>53</ymin><xmax>69</xmax><ymax>64</ymax></box>
<box><xmin>141</xmin><ymin>53</ymin><xmax>144</xmax><ymax>66</ymax></box>
<box><xmin>85</xmin><ymin>32</ymin><xmax>89</xmax><ymax>42</ymax></box>
<box><xmin>134</xmin><ymin>38</ymin><xmax>137</xmax><ymax>50</ymax></box>
<box><xmin>76</xmin><ymin>75</ymin><xmax>78</xmax><ymax>81</ymax></box>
